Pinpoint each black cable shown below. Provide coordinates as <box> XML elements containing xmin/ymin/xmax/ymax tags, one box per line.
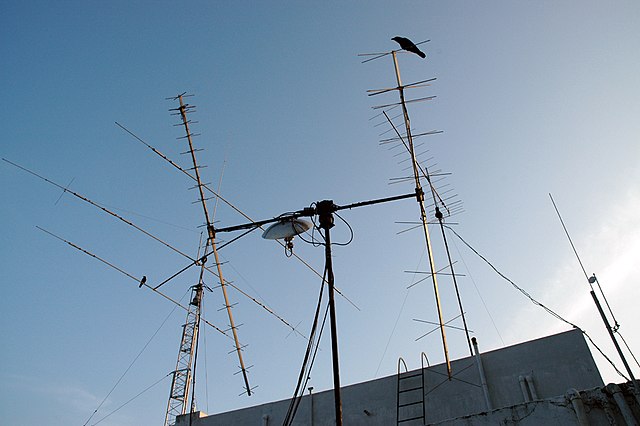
<box><xmin>332</xmin><ymin>212</ymin><xmax>354</xmax><ymax>246</ymax></box>
<box><xmin>282</xmin><ymin>282</ymin><xmax>325</xmax><ymax>424</ymax></box>
<box><xmin>309</xmin><ymin>203</ymin><xmax>325</xmax><ymax>247</ymax></box>
<box><xmin>617</xmin><ymin>331</ymin><xmax>640</xmax><ymax>369</ymax></box>
<box><xmin>287</xmin><ymin>303</ymin><xmax>330</xmax><ymax>424</ymax></box>
<box><xmin>282</xmin><ymin>266</ymin><xmax>328</xmax><ymax>425</ymax></box>
<box><xmin>296</xmin><ymin>229</ymin><xmax>318</xmax><ymax>246</ymax></box>
<box><xmin>444</xmin><ymin>225</ymin><xmax>629</xmax><ymax>381</ymax></box>
<box><xmin>299</xmin><ymin>210</ymin><xmax>353</xmax><ymax>248</ymax></box>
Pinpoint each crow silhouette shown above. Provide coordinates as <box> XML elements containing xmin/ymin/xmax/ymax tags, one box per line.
<box><xmin>392</xmin><ymin>36</ymin><xmax>426</xmax><ymax>58</ymax></box>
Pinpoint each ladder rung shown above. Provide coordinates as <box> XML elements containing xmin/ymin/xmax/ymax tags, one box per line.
<box><xmin>398</xmin><ymin>415</ymin><xmax>425</xmax><ymax>422</ymax></box>
<box><xmin>399</xmin><ymin>372</ymin><xmax>422</xmax><ymax>379</ymax></box>
<box><xmin>398</xmin><ymin>401</ymin><xmax>423</xmax><ymax>408</ymax></box>
<box><xmin>399</xmin><ymin>386</ymin><xmax>423</xmax><ymax>393</ymax></box>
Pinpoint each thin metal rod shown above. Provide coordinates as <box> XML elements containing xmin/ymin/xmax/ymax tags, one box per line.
<box><xmin>420</xmin><ymin>323</ymin><xmax>471</xmax><ymax>333</ymax></box>
<box><xmin>214</xmin><ymin>213</ymin><xmax>311</xmax><ymax>234</ymax></box>
<box><xmin>472</xmin><ymin>337</ymin><xmax>492</xmax><ymax>410</ymax></box>
<box><xmin>548</xmin><ymin>194</ymin><xmax>592</xmax><ymax>287</ymax></box>
<box><xmin>190</xmin><ymin>268</ymin><xmax>207</xmax><ymax>419</ymax></box>
<box><xmin>54</xmin><ymin>177</ymin><xmax>75</xmax><ymax>205</ymax></box>
<box><xmin>415</xmin><ymin>315</ymin><xmax>472</xmax><ymax>342</ymax></box>
<box><xmin>335</xmin><ymin>191</ymin><xmax>417</xmax><ymax>212</ymax></box>
<box><xmin>154</xmin><ymin>256</ymin><xmax>205</xmax><ymax>290</ymax></box>
<box><xmin>391</xmin><ymin>50</ymin><xmax>451</xmax><ymax>378</ymax></box>
<box><xmin>215</xmin><ymin>191</ymin><xmax>417</xmax><ymax>235</ymax></box>
<box><xmin>406</xmin><ymin>263</ymin><xmax>460</xmax><ymax>289</ymax></box>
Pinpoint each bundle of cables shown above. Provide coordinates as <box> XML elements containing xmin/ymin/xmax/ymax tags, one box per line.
<box><xmin>282</xmin><ymin>262</ymin><xmax>330</xmax><ymax>425</ymax></box>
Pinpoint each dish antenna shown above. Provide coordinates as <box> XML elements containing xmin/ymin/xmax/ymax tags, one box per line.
<box><xmin>262</xmin><ymin>218</ymin><xmax>312</xmax><ymax>256</ymax></box>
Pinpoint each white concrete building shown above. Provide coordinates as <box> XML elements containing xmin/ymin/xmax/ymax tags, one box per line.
<box><xmin>176</xmin><ymin>329</ymin><xmax>639</xmax><ymax>425</ymax></box>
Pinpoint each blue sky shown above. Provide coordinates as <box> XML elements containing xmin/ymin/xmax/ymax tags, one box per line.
<box><xmin>1</xmin><ymin>1</ymin><xmax>639</xmax><ymax>425</ymax></box>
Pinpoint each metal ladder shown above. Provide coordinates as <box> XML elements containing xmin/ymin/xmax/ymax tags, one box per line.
<box><xmin>396</xmin><ymin>353</ymin><xmax>429</xmax><ymax>425</ymax></box>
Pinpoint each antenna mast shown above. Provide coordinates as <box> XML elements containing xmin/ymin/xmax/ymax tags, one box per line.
<box><xmin>549</xmin><ymin>194</ymin><xmax>639</xmax><ymax>399</ymax></box>
<box><xmin>390</xmin><ymin>49</ymin><xmax>452</xmax><ymax>377</ymax></box>
<box><xmin>163</xmin><ymin>94</ymin><xmax>252</xmax><ymax>426</ymax></box>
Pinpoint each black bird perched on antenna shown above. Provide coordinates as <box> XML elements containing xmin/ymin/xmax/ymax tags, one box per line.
<box><xmin>392</xmin><ymin>36</ymin><xmax>426</xmax><ymax>58</ymax></box>
<box><xmin>139</xmin><ymin>275</ymin><xmax>147</xmax><ymax>288</ymax></box>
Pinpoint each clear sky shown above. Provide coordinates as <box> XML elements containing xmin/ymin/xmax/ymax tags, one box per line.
<box><xmin>1</xmin><ymin>1</ymin><xmax>639</xmax><ymax>425</ymax></box>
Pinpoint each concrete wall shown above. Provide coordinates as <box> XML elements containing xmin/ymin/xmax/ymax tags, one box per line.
<box><xmin>177</xmin><ymin>329</ymin><xmax>607</xmax><ymax>425</ymax></box>
<box><xmin>434</xmin><ymin>382</ymin><xmax>640</xmax><ymax>425</ymax></box>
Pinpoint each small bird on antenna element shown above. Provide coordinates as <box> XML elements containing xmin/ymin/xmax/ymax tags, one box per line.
<box><xmin>392</xmin><ymin>36</ymin><xmax>426</xmax><ymax>58</ymax></box>
<box><xmin>139</xmin><ymin>275</ymin><xmax>147</xmax><ymax>288</ymax></box>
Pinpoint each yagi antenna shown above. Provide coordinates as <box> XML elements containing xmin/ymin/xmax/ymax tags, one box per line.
<box><xmin>364</xmin><ymin>37</ymin><xmax>474</xmax><ymax>371</ymax></box>
<box><xmin>358</xmin><ymin>39</ymin><xmax>430</xmax><ymax>64</ymax></box>
<box><xmin>163</xmin><ymin>94</ymin><xmax>253</xmax><ymax>426</ymax></box>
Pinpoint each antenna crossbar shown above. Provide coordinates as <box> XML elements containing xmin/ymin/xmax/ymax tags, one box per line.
<box><xmin>372</xmin><ymin>96</ymin><xmax>437</xmax><ymax>110</ymax></box>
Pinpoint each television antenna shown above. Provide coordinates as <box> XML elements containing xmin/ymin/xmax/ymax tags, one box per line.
<box><xmin>162</xmin><ymin>93</ymin><xmax>252</xmax><ymax>425</ymax></box>
<box><xmin>361</xmin><ymin>37</ymin><xmax>472</xmax><ymax>376</ymax></box>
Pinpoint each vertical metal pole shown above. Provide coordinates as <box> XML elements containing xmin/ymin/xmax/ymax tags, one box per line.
<box><xmin>391</xmin><ymin>51</ymin><xmax>451</xmax><ymax>378</ymax></box>
<box><xmin>188</xmin><ymin>290</ymin><xmax>202</xmax><ymax>426</ymax></box>
<box><xmin>317</xmin><ymin>200</ymin><xmax>343</xmax><ymax>426</ymax></box>
<box><xmin>472</xmin><ymin>337</ymin><xmax>492</xmax><ymax>410</ymax></box>
<box><xmin>591</xmin><ymin>290</ymin><xmax>640</xmax><ymax>399</ymax></box>
<box><xmin>308</xmin><ymin>387</ymin><xmax>315</xmax><ymax>426</ymax></box>
<box><xmin>436</xmin><ymin>210</ymin><xmax>473</xmax><ymax>357</ymax></box>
